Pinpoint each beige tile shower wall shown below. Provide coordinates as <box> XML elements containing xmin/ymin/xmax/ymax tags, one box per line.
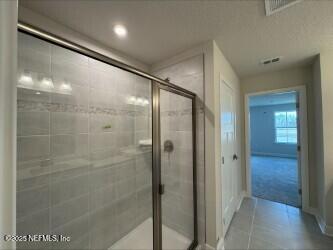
<box><xmin>153</xmin><ymin>55</ymin><xmax>205</xmax><ymax>243</ymax></box>
<box><xmin>160</xmin><ymin>90</ymin><xmax>194</xmax><ymax>240</ymax></box>
<box><xmin>16</xmin><ymin>33</ymin><xmax>152</xmax><ymax>250</ymax></box>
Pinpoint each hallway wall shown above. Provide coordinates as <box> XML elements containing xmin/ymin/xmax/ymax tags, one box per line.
<box><xmin>211</xmin><ymin>41</ymin><xmax>243</xmax><ymax>246</ymax></box>
<box><xmin>313</xmin><ymin>52</ymin><xmax>333</xmax><ymax>233</ymax></box>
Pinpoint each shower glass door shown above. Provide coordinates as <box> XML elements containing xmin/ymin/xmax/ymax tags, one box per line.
<box><xmin>159</xmin><ymin>88</ymin><xmax>196</xmax><ymax>250</ymax></box>
<box><xmin>16</xmin><ymin>32</ymin><xmax>153</xmax><ymax>250</ymax></box>
<box><xmin>16</xmin><ymin>28</ymin><xmax>197</xmax><ymax>250</ymax></box>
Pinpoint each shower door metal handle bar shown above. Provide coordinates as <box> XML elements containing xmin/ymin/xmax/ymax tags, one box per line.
<box><xmin>191</xmin><ymin>97</ymin><xmax>198</xmax><ymax>250</ymax></box>
<box><xmin>159</xmin><ymin>184</ymin><xmax>165</xmax><ymax>195</ymax></box>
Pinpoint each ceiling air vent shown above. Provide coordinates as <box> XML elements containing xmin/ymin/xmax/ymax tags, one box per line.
<box><xmin>265</xmin><ymin>0</ymin><xmax>302</xmax><ymax>16</ymax></box>
<box><xmin>260</xmin><ymin>56</ymin><xmax>282</xmax><ymax>65</ymax></box>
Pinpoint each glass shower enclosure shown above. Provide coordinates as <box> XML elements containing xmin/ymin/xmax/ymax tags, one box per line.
<box><xmin>16</xmin><ymin>23</ymin><xmax>197</xmax><ymax>250</ymax></box>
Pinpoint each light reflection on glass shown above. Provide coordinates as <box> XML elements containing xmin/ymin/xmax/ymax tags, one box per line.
<box><xmin>40</xmin><ymin>77</ymin><xmax>54</xmax><ymax>90</ymax></box>
<box><xmin>18</xmin><ymin>70</ymin><xmax>33</xmax><ymax>87</ymax></box>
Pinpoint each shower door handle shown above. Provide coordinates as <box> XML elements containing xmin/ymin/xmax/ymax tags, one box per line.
<box><xmin>159</xmin><ymin>184</ymin><xmax>165</xmax><ymax>195</ymax></box>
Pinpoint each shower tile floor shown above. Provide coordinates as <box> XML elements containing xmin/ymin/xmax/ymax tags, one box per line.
<box><xmin>109</xmin><ymin>218</ymin><xmax>191</xmax><ymax>250</ymax></box>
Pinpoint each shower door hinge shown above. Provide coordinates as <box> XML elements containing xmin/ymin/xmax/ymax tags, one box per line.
<box><xmin>297</xmin><ymin>145</ymin><xmax>301</xmax><ymax>151</ymax></box>
<box><xmin>298</xmin><ymin>189</ymin><xmax>302</xmax><ymax>195</ymax></box>
<box><xmin>159</xmin><ymin>184</ymin><xmax>165</xmax><ymax>195</ymax></box>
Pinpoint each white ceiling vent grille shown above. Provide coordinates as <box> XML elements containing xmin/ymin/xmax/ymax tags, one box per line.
<box><xmin>260</xmin><ymin>56</ymin><xmax>282</xmax><ymax>65</ymax></box>
<box><xmin>265</xmin><ymin>0</ymin><xmax>302</xmax><ymax>16</ymax></box>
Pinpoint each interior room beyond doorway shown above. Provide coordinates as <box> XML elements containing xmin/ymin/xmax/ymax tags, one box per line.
<box><xmin>249</xmin><ymin>91</ymin><xmax>300</xmax><ymax>207</ymax></box>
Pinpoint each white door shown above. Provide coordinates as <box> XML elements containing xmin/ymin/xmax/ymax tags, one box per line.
<box><xmin>220</xmin><ymin>80</ymin><xmax>237</xmax><ymax>236</ymax></box>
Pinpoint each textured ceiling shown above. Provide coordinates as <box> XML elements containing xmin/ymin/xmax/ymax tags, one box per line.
<box><xmin>19</xmin><ymin>0</ymin><xmax>333</xmax><ymax>77</ymax></box>
<box><xmin>249</xmin><ymin>92</ymin><xmax>296</xmax><ymax>107</ymax></box>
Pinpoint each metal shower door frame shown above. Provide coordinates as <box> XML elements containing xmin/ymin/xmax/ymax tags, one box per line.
<box><xmin>152</xmin><ymin>83</ymin><xmax>198</xmax><ymax>250</ymax></box>
<box><xmin>17</xmin><ymin>22</ymin><xmax>198</xmax><ymax>250</ymax></box>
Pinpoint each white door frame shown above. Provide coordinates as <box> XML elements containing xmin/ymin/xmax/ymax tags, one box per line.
<box><xmin>244</xmin><ymin>85</ymin><xmax>309</xmax><ymax>210</ymax></box>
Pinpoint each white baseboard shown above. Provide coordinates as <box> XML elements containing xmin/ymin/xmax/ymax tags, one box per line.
<box><xmin>205</xmin><ymin>243</ymin><xmax>215</xmax><ymax>250</ymax></box>
<box><xmin>303</xmin><ymin>208</ymin><xmax>333</xmax><ymax>236</ymax></box>
<box><xmin>217</xmin><ymin>237</ymin><xmax>224</xmax><ymax>250</ymax></box>
<box><xmin>316</xmin><ymin>214</ymin><xmax>333</xmax><ymax>237</ymax></box>
<box><xmin>236</xmin><ymin>191</ymin><xmax>246</xmax><ymax>211</ymax></box>
<box><xmin>251</xmin><ymin>152</ymin><xmax>297</xmax><ymax>159</ymax></box>
<box><xmin>204</xmin><ymin>192</ymin><xmax>244</xmax><ymax>250</ymax></box>
<box><xmin>302</xmin><ymin>206</ymin><xmax>317</xmax><ymax>216</ymax></box>
<box><xmin>244</xmin><ymin>190</ymin><xmax>252</xmax><ymax>198</ymax></box>
<box><xmin>204</xmin><ymin>239</ymin><xmax>224</xmax><ymax>250</ymax></box>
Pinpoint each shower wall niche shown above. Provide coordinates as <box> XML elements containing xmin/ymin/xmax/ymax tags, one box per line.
<box><xmin>16</xmin><ymin>32</ymin><xmax>152</xmax><ymax>250</ymax></box>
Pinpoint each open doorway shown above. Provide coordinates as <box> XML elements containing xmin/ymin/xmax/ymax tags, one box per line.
<box><xmin>245</xmin><ymin>87</ymin><xmax>309</xmax><ymax>209</ymax></box>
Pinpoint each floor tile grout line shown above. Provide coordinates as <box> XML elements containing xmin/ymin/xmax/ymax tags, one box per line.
<box><xmin>247</xmin><ymin>198</ymin><xmax>257</xmax><ymax>250</ymax></box>
<box><xmin>229</xmin><ymin>197</ymin><xmax>333</xmax><ymax>250</ymax></box>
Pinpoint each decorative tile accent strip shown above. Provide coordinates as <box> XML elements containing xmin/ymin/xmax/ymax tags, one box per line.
<box><xmin>18</xmin><ymin>100</ymin><xmax>89</xmax><ymax>113</ymax></box>
<box><xmin>89</xmin><ymin>106</ymin><xmax>117</xmax><ymax>115</ymax></box>
<box><xmin>161</xmin><ymin>108</ymin><xmax>193</xmax><ymax>116</ymax></box>
<box><xmin>18</xmin><ymin>100</ymin><xmax>148</xmax><ymax>116</ymax></box>
<box><xmin>17</xmin><ymin>100</ymin><xmax>49</xmax><ymax>112</ymax></box>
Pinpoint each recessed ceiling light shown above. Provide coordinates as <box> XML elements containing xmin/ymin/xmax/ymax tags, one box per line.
<box><xmin>113</xmin><ymin>24</ymin><xmax>127</xmax><ymax>38</ymax></box>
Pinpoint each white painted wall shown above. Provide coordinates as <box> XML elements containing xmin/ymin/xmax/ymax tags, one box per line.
<box><xmin>0</xmin><ymin>1</ymin><xmax>17</xmax><ymax>249</ymax></box>
<box><xmin>313</xmin><ymin>51</ymin><xmax>333</xmax><ymax>233</ymax></box>
<box><xmin>241</xmin><ymin>66</ymin><xmax>313</xmax><ymax>94</ymax></box>
<box><xmin>202</xmin><ymin>41</ymin><xmax>216</xmax><ymax>248</ymax></box>
<box><xmin>312</xmin><ymin>56</ymin><xmax>325</xmax><ymax>224</ymax></box>
<box><xmin>204</xmin><ymin>41</ymin><xmax>242</xmax><ymax>247</ymax></box>
<box><xmin>240</xmin><ymin>66</ymin><xmax>317</xmax><ymax>208</ymax></box>
<box><xmin>18</xmin><ymin>6</ymin><xmax>149</xmax><ymax>71</ymax></box>
<box><xmin>213</xmin><ymin>41</ymin><xmax>242</xmax><ymax>242</ymax></box>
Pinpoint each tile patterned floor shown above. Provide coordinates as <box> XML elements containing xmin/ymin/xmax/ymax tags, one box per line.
<box><xmin>251</xmin><ymin>156</ymin><xmax>299</xmax><ymax>207</ymax></box>
<box><xmin>224</xmin><ymin>197</ymin><xmax>333</xmax><ymax>250</ymax></box>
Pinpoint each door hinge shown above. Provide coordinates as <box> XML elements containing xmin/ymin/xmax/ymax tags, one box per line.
<box><xmin>298</xmin><ymin>189</ymin><xmax>302</xmax><ymax>195</ymax></box>
<box><xmin>222</xmin><ymin>157</ymin><xmax>224</xmax><ymax>164</ymax></box>
<box><xmin>297</xmin><ymin>145</ymin><xmax>301</xmax><ymax>151</ymax></box>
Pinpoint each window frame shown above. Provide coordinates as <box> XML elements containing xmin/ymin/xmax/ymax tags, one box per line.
<box><xmin>274</xmin><ymin>110</ymin><xmax>297</xmax><ymax>144</ymax></box>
